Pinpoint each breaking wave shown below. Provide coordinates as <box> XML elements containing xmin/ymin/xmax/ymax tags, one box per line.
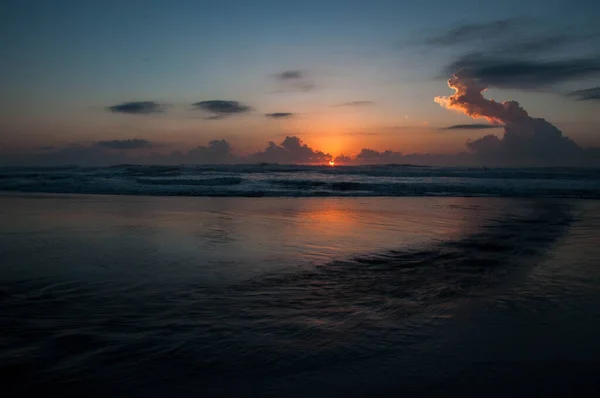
<box><xmin>1</xmin><ymin>164</ymin><xmax>600</xmax><ymax>197</ymax></box>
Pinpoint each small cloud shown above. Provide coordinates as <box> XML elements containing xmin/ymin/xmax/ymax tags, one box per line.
<box><xmin>107</xmin><ymin>101</ymin><xmax>164</xmax><ymax>114</ymax></box>
<box><xmin>95</xmin><ymin>139</ymin><xmax>153</xmax><ymax>150</ymax></box>
<box><xmin>441</xmin><ymin>123</ymin><xmax>503</xmax><ymax>130</ymax></box>
<box><xmin>192</xmin><ymin>100</ymin><xmax>252</xmax><ymax>118</ymax></box>
<box><xmin>335</xmin><ymin>101</ymin><xmax>375</xmax><ymax>107</ymax></box>
<box><xmin>568</xmin><ymin>87</ymin><xmax>600</xmax><ymax>101</ymax></box>
<box><xmin>276</xmin><ymin>70</ymin><xmax>304</xmax><ymax>80</ymax></box>
<box><xmin>273</xmin><ymin>70</ymin><xmax>315</xmax><ymax>92</ymax></box>
<box><xmin>265</xmin><ymin>112</ymin><xmax>295</xmax><ymax>119</ymax></box>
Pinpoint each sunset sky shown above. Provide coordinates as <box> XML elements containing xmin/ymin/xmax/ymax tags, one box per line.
<box><xmin>1</xmin><ymin>0</ymin><xmax>599</xmax><ymax>165</ymax></box>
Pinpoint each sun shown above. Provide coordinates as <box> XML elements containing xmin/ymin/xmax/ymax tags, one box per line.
<box><xmin>329</xmin><ymin>160</ymin><xmax>335</xmax><ymax>166</ymax></box>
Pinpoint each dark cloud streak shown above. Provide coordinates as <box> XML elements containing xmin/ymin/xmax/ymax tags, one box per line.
<box><xmin>425</xmin><ymin>19</ymin><xmax>517</xmax><ymax>46</ymax></box>
<box><xmin>426</xmin><ymin>19</ymin><xmax>600</xmax><ymax>92</ymax></box>
<box><xmin>441</xmin><ymin>124</ymin><xmax>503</xmax><ymax>130</ymax></box>
<box><xmin>265</xmin><ymin>112</ymin><xmax>294</xmax><ymax>118</ymax></box>
<box><xmin>276</xmin><ymin>70</ymin><xmax>304</xmax><ymax>80</ymax></box>
<box><xmin>568</xmin><ymin>87</ymin><xmax>600</xmax><ymax>101</ymax></box>
<box><xmin>273</xmin><ymin>70</ymin><xmax>315</xmax><ymax>92</ymax></box>
<box><xmin>447</xmin><ymin>54</ymin><xmax>600</xmax><ymax>89</ymax></box>
<box><xmin>192</xmin><ymin>100</ymin><xmax>252</xmax><ymax>118</ymax></box>
<box><xmin>334</xmin><ymin>101</ymin><xmax>375</xmax><ymax>107</ymax></box>
<box><xmin>107</xmin><ymin>101</ymin><xmax>164</xmax><ymax>114</ymax></box>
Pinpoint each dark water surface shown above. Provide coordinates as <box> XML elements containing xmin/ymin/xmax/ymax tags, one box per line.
<box><xmin>1</xmin><ymin>194</ymin><xmax>600</xmax><ymax>396</ymax></box>
<box><xmin>2</xmin><ymin>164</ymin><xmax>600</xmax><ymax>197</ymax></box>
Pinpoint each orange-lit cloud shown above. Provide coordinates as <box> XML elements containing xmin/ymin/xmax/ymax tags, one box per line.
<box><xmin>434</xmin><ymin>73</ymin><xmax>529</xmax><ymax>124</ymax></box>
<box><xmin>435</xmin><ymin>72</ymin><xmax>584</xmax><ymax>165</ymax></box>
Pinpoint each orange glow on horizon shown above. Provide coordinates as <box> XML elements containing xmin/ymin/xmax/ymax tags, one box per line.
<box><xmin>329</xmin><ymin>160</ymin><xmax>335</xmax><ymax>166</ymax></box>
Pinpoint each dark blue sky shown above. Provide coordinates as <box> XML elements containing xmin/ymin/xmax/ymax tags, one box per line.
<box><xmin>1</xmin><ymin>0</ymin><xmax>599</xmax><ymax>164</ymax></box>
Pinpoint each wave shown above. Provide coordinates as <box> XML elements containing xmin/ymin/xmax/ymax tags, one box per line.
<box><xmin>116</xmin><ymin>165</ymin><xmax>182</xmax><ymax>176</ymax></box>
<box><xmin>135</xmin><ymin>177</ymin><xmax>244</xmax><ymax>186</ymax></box>
<box><xmin>2</xmin><ymin>165</ymin><xmax>600</xmax><ymax>197</ymax></box>
<box><xmin>0</xmin><ymin>198</ymin><xmax>579</xmax><ymax>395</ymax></box>
<box><xmin>266</xmin><ymin>178</ymin><xmax>599</xmax><ymax>197</ymax></box>
<box><xmin>233</xmin><ymin>201</ymin><xmax>573</xmax><ymax>318</ymax></box>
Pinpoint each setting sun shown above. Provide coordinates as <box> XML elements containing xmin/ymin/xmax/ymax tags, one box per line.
<box><xmin>329</xmin><ymin>160</ymin><xmax>335</xmax><ymax>166</ymax></box>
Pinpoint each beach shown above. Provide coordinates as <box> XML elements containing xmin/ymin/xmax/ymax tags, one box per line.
<box><xmin>2</xmin><ymin>193</ymin><xmax>600</xmax><ymax>396</ymax></box>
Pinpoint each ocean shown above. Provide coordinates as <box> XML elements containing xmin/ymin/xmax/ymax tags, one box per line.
<box><xmin>1</xmin><ymin>166</ymin><xmax>600</xmax><ymax>396</ymax></box>
<box><xmin>1</xmin><ymin>164</ymin><xmax>600</xmax><ymax>198</ymax></box>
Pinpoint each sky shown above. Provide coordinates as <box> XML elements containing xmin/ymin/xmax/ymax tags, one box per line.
<box><xmin>1</xmin><ymin>0</ymin><xmax>599</xmax><ymax>166</ymax></box>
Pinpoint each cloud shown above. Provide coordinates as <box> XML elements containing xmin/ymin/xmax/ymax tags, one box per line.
<box><xmin>276</xmin><ymin>70</ymin><xmax>304</xmax><ymax>80</ymax></box>
<box><xmin>435</xmin><ymin>72</ymin><xmax>531</xmax><ymax>124</ymax></box>
<box><xmin>568</xmin><ymin>87</ymin><xmax>600</xmax><ymax>101</ymax></box>
<box><xmin>441</xmin><ymin>123</ymin><xmax>503</xmax><ymax>130</ymax></box>
<box><xmin>425</xmin><ymin>19</ymin><xmax>517</xmax><ymax>46</ymax></box>
<box><xmin>355</xmin><ymin>149</ymin><xmax>404</xmax><ymax>164</ymax></box>
<box><xmin>426</xmin><ymin>19</ymin><xmax>600</xmax><ymax>91</ymax></box>
<box><xmin>446</xmin><ymin>54</ymin><xmax>600</xmax><ymax>89</ymax></box>
<box><xmin>250</xmin><ymin>136</ymin><xmax>331</xmax><ymax>164</ymax></box>
<box><xmin>185</xmin><ymin>139</ymin><xmax>238</xmax><ymax>164</ymax></box>
<box><xmin>4</xmin><ymin>133</ymin><xmax>598</xmax><ymax>167</ymax></box>
<box><xmin>436</xmin><ymin>73</ymin><xmax>585</xmax><ymax>165</ymax></box>
<box><xmin>192</xmin><ymin>100</ymin><xmax>252</xmax><ymax>118</ymax></box>
<box><xmin>95</xmin><ymin>139</ymin><xmax>152</xmax><ymax>150</ymax></box>
<box><xmin>333</xmin><ymin>154</ymin><xmax>353</xmax><ymax>164</ymax></box>
<box><xmin>107</xmin><ymin>101</ymin><xmax>165</xmax><ymax>114</ymax></box>
<box><xmin>334</xmin><ymin>101</ymin><xmax>375</xmax><ymax>107</ymax></box>
<box><xmin>493</xmin><ymin>35</ymin><xmax>576</xmax><ymax>56</ymax></box>
<box><xmin>265</xmin><ymin>112</ymin><xmax>295</xmax><ymax>118</ymax></box>
<box><xmin>425</xmin><ymin>19</ymin><xmax>592</xmax><ymax>56</ymax></box>
<box><xmin>273</xmin><ymin>70</ymin><xmax>315</xmax><ymax>92</ymax></box>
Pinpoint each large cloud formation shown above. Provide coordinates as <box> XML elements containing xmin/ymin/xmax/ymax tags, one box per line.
<box><xmin>435</xmin><ymin>73</ymin><xmax>585</xmax><ymax>165</ymax></box>
<box><xmin>435</xmin><ymin>73</ymin><xmax>529</xmax><ymax>124</ymax></box>
<box><xmin>355</xmin><ymin>149</ymin><xmax>404</xmax><ymax>163</ymax></box>
<box><xmin>250</xmin><ymin>136</ymin><xmax>331</xmax><ymax>164</ymax></box>
<box><xmin>4</xmin><ymin>136</ymin><xmax>336</xmax><ymax>166</ymax></box>
<box><xmin>185</xmin><ymin>139</ymin><xmax>238</xmax><ymax>164</ymax></box>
